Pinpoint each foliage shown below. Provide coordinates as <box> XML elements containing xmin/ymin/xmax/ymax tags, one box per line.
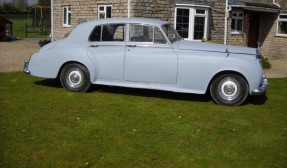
<box><xmin>262</xmin><ymin>56</ymin><xmax>272</xmax><ymax>69</ymax></box>
<box><xmin>38</xmin><ymin>0</ymin><xmax>50</xmax><ymax>6</ymax></box>
<box><xmin>0</xmin><ymin>0</ymin><xmax>28</xmax><ymax>13</ymax></box>
<box><xmin>0</xmin><ymin>72</ymin><xmax>287</xmax><ymax>167</ymax></box>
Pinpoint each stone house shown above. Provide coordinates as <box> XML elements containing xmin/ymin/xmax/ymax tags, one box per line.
<box><xmin>51</xmin><ymin>0</ymin><xmax>287</xmax><ymax>58</ymax></box>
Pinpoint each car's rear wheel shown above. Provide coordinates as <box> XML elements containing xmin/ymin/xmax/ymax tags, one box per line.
<box><xmin>60</xmin><ymin>63</ymin><xmax>91</xmax><ymax>92</ymax></box>
<box><xmin>210</xmin><ymin>74</ymin><xmax>249</xmax><ymax>106</ymax></box>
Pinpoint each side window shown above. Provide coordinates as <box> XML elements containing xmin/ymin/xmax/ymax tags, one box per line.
<box><xmin>130</xmin><ymin>24</ymin><xmax>166</xmax><ymax>44</ymax></box>
<box><xmin>130</xmin><ymin>25</ymin><xmax>153</xmax><ymax>42</ymax></box>
<box><xmin>89</xmin><ymin>24</ymin><xmax>125</xmax><ymax>42</ymax></box>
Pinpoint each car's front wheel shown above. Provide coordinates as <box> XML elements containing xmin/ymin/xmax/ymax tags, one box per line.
<box><xmin>210</xmin><ymin>74</ymin><xmax>249</xmax><ymax>106</ymax></box>
<box><xmin>60</xmin><ymin>63</ymin><xmax>91</xmax><ymax>92</ymax></box>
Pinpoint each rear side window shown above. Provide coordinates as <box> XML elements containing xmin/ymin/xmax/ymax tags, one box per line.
<box><xmin>89</xmin><ymin>24</ymin><xmax>125</xmax><ymax>42</ymax></box>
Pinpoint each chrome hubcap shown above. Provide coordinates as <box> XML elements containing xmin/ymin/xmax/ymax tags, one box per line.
<box><xmin>219</xmin><ymin>78</ymin><xmax>240</xmax><ymax>101</ymax></box>
<box><xmin>66</xmin><ymin>69</ymin><xmax>83</xmax><ymax>88</ymax></box>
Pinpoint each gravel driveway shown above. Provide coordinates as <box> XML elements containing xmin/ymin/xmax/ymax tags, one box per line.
<box><xmin>0</xmin><ymin>38</ymin><xmax>286</xmax><ymax>78</ymax></box>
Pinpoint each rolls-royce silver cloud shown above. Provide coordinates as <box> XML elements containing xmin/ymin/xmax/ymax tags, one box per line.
<box><xmin>24</xmin><ymin>18</ymin><xmax>268</xmax><ymax>106</ymax></box>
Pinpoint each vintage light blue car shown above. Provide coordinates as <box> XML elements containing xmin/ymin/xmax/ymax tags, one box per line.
<box><xmin>24</xmin><ymin>18</ymin><xmax>268</xmax><ymax>106</ymax></box>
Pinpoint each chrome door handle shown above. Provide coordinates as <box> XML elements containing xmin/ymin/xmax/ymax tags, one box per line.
<box><xmin>89</xmin><ymin>45</ymin><xmax>98</xmax><ymax>48</ymax></box>
<box><xmin>127</xmin><ymin>45</ymin><xmax>137</xmax><ymax>47</ymax></box>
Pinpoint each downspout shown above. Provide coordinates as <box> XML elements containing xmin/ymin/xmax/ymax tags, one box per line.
<box><xmin>51</xmin><ymin>0</ymin><xmax>53</xmax><ymax>41</ymax></box>
<box><xmin>224</xmin><ymin>0</ymin><xmax>229</xmax><ymax>45</ymax></box>
<box><xmin>273</xmin><ymin>0</ymin><xmax>281</xmax><ymax>8</ymax></box>
<box><xmin>128</xmin><ymin>0</ymin><xmax>131</xmax><ymax>18</ymax></box>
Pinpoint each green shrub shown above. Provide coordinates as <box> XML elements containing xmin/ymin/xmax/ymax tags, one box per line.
<box><xmin>262</xmin><ymin>56</ymin><xmax>271</xmax><ymax>69</ymax></box>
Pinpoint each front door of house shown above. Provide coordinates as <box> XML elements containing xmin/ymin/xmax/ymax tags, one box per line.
<box><xmin>248</xmin><ymin>12</ymin><xmax>260</xmax><ymax>48</ymax></box>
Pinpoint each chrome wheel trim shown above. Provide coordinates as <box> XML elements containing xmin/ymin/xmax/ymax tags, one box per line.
<box><xmin>66</xmin><ymin>68</ymin><xmax>83</xmax><ymax>88</ymax></box>
<box><xmin>218</xmin><ymin>77</ymin><xmax>240</xmax><ymax>101</ymax></box>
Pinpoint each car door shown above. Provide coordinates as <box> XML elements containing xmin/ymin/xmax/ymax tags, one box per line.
<box><xmin>88</xmin><ymin>23</ymin><xmax>126</xmax><ymax>81</ymax></box>
<box><xmin>124</xmin><ymin>24</ymin><xmax>177</xmax><ymax>84</ymax></box>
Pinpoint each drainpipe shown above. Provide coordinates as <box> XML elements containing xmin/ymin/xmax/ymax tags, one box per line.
<box><xmin>50</xmin><ymin>0</ymin><xmax>53</xmax><ymax>41</ymax></box>
<box><xmin>128</xmin><ymin>0</ymin><xmax>131</xmax><ymax>18</ymax></box>
<box><xmin>224</xmin><ymin>0</ymin><xmax>229</xmax><ymax>45</ymax></box>
<box><xmin>273</xmin><ymin>0</ymin><xmax>281</xmax><ymax>8</ymax></box>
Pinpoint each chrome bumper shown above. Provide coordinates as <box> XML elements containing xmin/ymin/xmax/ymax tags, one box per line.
<box><xmin>23</xmin><ymin>59</ymin><xmax>30</xmax><ymax>74</ymax></box>
<box><xmin>251</xmin><ymin>75</ymin><xmax>268</xmax><ymax>96</ymax></box>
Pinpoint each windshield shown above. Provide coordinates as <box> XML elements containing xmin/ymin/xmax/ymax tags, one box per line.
<box><xmin>162</xmin><ymin>24</ymin><xmax>182</xmax><ymax>43</ymax></box>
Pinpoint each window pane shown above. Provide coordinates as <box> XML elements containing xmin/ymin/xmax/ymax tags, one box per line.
<box><xmin>279</xmin><ymin>21</ymin><xmax>287</xmax><ymax>34</ymax></box>
<box><xmin>194</xmin><ymin>17</ymin><xmax>205</xmax><ymax>40</ymax></box>
<box><xmin>196</xmin><ymin>9</ymin><xmax>205</xmax><ymax>14</ymax></box>
<box><xmin>63</xmin><ymin>7</ymin><xmax>67</xmax><ymax>24</ymax></box>
<box><xmin>130</xmin><ymin>25</ymin><xmax>153</xmax><ymax>42</ymax></box>
<box><xmin>113</xmin><ymin>25</ymin><xmax>125</xmax><ymax>41</ymax></box>
<box><xmin>237</xmin><ymin>19</ymin><xmax>243</xmax><ymax>32</ymax></box>
<box><xmin>279</xmin><ymin>15</ymin><xmax>287</xmax><ymax>19</ymax></box>
<box><xmin>154</xmin><ymin>27</ymin><xmax>166</xmax><ymax>44</ymax></box>
<box><xmin>99</xmin><ymin>13</ymin><xmax>105</xmax><ymax>19</ymax></box>
<box><xmin>68</xmin><ymin>13</ymin><xmax>71</xmax><ymax>25</ymax></box>
<box><xmin>99</xmin><ymin>6</ymin><xmax>104</xmax><ymax>11</ymax></box>
<box><xmin>89</xmin><ymin>26</ymin><xmax>102</xmax><ymax>41</ymax></box>
<box><xmin>102</xmin><ymin>24</ymin><xmax>124</xmax><ymax>41</ymax></box>
<box><xmin>106</xmin><ymin>6</ymin><xmax>112</xmax><ymax>18</ymax></box>
<box><xmin>231</xmin><ymin>19</ymin><xmax>236</xmax><ymax>31</ymax></box>
<box><xmin>176</xmin><ymin>8</ymin><xmax>189</xmax><ymax>38</ymax></box>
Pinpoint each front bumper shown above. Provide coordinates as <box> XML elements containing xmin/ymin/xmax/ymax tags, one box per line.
<box><xmin>23</xmin><ymin>59</ymin><xmax>30</xmax><ymax>74</ymax></box>
<box><xmin>251</xmin><ymin>75</ymin><xmax>268</xmax><ymax>95</ymax></box>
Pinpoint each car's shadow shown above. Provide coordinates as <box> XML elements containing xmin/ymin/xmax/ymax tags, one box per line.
<box><xmin>35</xmin><ymin>79</ymin><xmax>267</xmax><ymax>105</ymax></box>
<box><xmin>35</xmin><ymin>79</ymin><xmax>211</xmax><ymax>103</ymax></box>
<box><xmin>90</xmin><ymin>84</ymin><xmax>211</xmax><ymax>103</ymax></box>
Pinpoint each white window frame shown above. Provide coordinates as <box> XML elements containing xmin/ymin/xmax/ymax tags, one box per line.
<box><xmin>62</xmin><ymin>6</ymin><xmax>71</xmax><ymax>27</ymax></box>
<box><xmin>174</xmin><ymin>6</ymin><xmax>209</xmax><ymax>41</ymax></box>
<box><xmin>98</xmin><ymin>5</ymin><xmax>112</xmax><ymax>19</ymax></box>
<box><xmin>276</xmin><ymin>13</ymin><xmax>287</xmax><ymax>37</ymax></box>
<box><xmin>231</xmin><ymin>11</ymin><xmax>243</xmax><ymax>34</ymax></box>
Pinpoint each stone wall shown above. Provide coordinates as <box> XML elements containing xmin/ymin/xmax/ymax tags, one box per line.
<box><xmin>52</xmin><ymin>0</ymin><xmax>286</xmax><ymax>58</ymax></box>
<box><xmin>53</xmin><ymin>0</ymin><xmax>129</xmax><ymax>40</ymax></box>
<box><xmin>259</xmin><ymin>12</ymin><xmax>287</xmax><ymax>58</ymax></box>
<box><xmin>132</xmin><ymin>0</ymin><xmax>174</xmax><ymax>23</ymax></box>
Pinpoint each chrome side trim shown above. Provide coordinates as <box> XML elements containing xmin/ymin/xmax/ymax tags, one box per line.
<box><xmin>23</xmin><ymin>60</ymin><xmax>30</xmax><ymax>74</ymax></box>
<box><xmin>251</xmin><ymin>75</ymin><xmax>268</xmax><ymax>95</ymax></box>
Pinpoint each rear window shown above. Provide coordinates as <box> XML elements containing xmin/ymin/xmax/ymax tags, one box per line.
<box><xmin>89</xmin><ymin>24</ymin><xmax>125</xmax><ymax>42</ymax></box>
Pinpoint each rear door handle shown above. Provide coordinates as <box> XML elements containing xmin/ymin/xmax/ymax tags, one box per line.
<box><xmin>89</xmin><ymin>45</ymin><xmax>98</xmax><ymax>48</ymax></box>
<box><xmin>127</xmin><ymin>45</ymin><xmax>137</xmax><ymax>47</ymax></box>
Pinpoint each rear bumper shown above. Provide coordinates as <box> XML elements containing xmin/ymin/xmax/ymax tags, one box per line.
<box><xmin>23</xmin><ymin>59</ymin><xmax>30</xmax><ymax>74</ymax></box>
<box><xmin>251</xmin><ymin>75</ymin><xmax>268</xmax><ymax>96</ymax></box>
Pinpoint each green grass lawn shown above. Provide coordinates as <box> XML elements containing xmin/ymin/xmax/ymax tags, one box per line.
<box><xmin>10</xmin><ymin>18</ymin><xmax>49</xmax><ymax>38</ymax></box>
<box><xmin>0</xmin><ymin>72</ymin><xmax>286</xmax><ymax>167</ymax></box>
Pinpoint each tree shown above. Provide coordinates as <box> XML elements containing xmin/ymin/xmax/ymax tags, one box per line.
<box><xmin>38</xmin><ymin>0</ymin><xmax>50</xmax><ymax>6</ymax></box>
<box><xmin>12</xmin><ymin>0</ymin><xmax>28</xmax><ymax>11</ymax></box>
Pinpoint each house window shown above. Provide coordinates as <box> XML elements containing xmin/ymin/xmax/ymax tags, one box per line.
<box><xmin>98</xmin><ymin>5</ymin><xmax>112</xmax><ymax>19</ymax></box>
<box><xmin>277</xmin><ymin>14</ymin><xmax>287</xmax><ymax>36</ymax></box>
<box><xmin>231</xmin><ymin>12</ymin><xmax>243</xmax><ymax>34</ymax></box>
<box><xmin>63</xmin><ymin>6</ymin><xmax>71</xmax><ymax>27</ymax></box>
<box><xmin>175</xmin><ymin>7</ymin><xmax>208</xmax><ymax>41</ymax></box>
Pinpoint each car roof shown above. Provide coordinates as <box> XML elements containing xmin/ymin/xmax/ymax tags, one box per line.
<box><xmin>82</xmin><ymin>17</ymin><xmax>168</xmax><ymax>27</ymax></box>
